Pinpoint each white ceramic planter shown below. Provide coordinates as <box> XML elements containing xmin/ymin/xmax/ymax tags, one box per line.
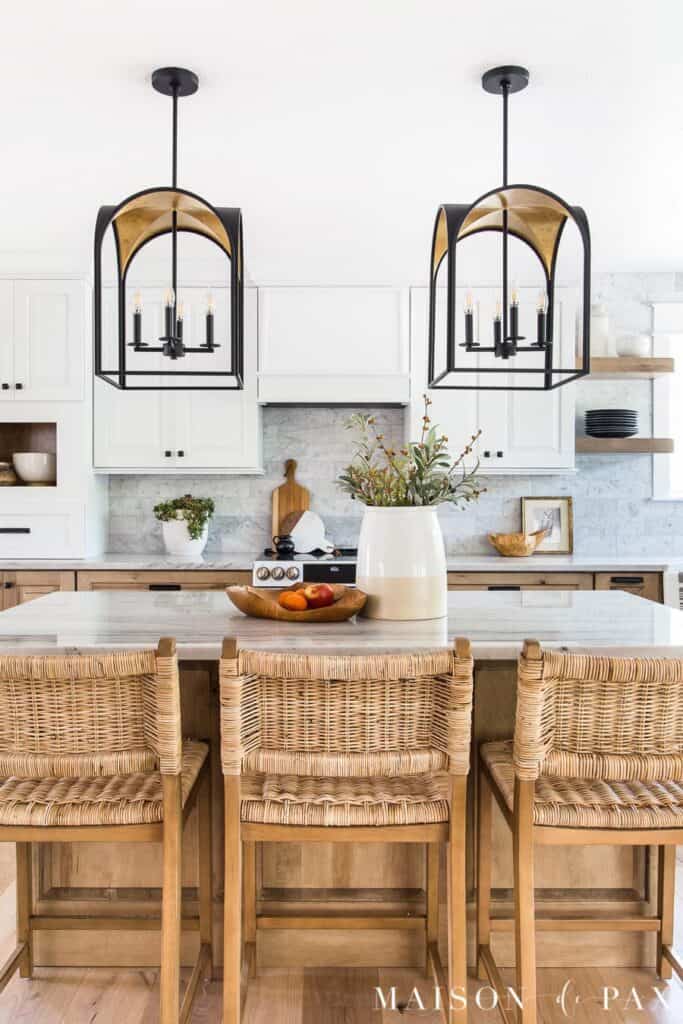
<box><xmin>356</xmin><ymin>506</ymin><xmax>447</xmax><ymax>620</ymax></box>
<box><xmin>161</xmin><ymin>517</ymin><xmax>209</xmax><ymax>558</ymax></box>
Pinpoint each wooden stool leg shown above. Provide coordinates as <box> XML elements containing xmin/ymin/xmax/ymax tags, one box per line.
<box><xmin>16</xmin><ymin>842</ymin><xmax>32</xmax><ymax>979</ymax></box>
<box><xmin>243</xmin><ymin>840</ymin><xmax>257</xmax><ymax>979</ymax></box>
<box><xmin>513</xmin><ymin>779</ymin><xmax>536</xmax><ymax>1024</ymax></box>
<box><xmin>198</xmin><ymin>766</ymin><xmax>214</xmax><ymax>980</ymax></box>
<box><xmin>161</xmin><ymin>776</ymin><xmax>183</xmax><ymax>1024</ymax></box>
<box><xmin>448</xmin><ymin>776</ymin><xmax>468</xmax><ymax>1022</ymax></box>
<box><xmin>476</xmin><ymin>764</ymin><xmax>492</xmax><ymax>982</ymax></box>
<box><xmin>224</xmin><ymin>777</ymin><xmax>242</xmax><ymax>1024</ymax></box>
<box><xmin>657</xmin><ymin>844</ymin><xmax>676</xmax><ymax>980</ymax></box>
<box><xmin>426</xmin><ymin>842</ymin><xmax>439</xmax><ymax>978</ymax></box>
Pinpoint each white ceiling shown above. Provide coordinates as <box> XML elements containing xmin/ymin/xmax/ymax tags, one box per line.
<box><xmin>2</xmin><ymin>0</ymin><xmax>682</xmax><ymax>283</ymax></box>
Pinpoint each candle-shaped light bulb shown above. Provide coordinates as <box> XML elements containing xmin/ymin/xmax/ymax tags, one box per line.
<box><xmin>133</xmin><ymin>290</ymin><xmax>142</xmax><ymax>313</ymax></box>
<box><xmin>537</xmin><ymin>292</ymin><xmax>547</xmax><ymax>313</ymax></box>
<box><xmin>164</xmin><ymin>288</ymin><xmax>175</xmax><ymax>307</ymax></box>
<box><xmin>177</xmin><ymin>301</ymin><xmax>184</xmax><ymax>320</ymax></box>
<box><xmin>163</xmin><ymin>288</ymin><xmax>175</xmax><ymax>341</ymax></box>
<box><xmin>206</xmin><ymin>292</ymin><xmax>215</xmax><ymax>314</ymax></box>
<box><xmin>494</xmin><ymin>299</ymin><xmax>502</xmax><ymax>320</ymax></box>
<box><xmin>464</xmin><ymin>289</ymin><xmax>474</xmax><ymax>346</ymax></box>
<box><xmin>511</xmin><ymin>286</ymin><xmax>519</xmax><ymax>306</ymax></box>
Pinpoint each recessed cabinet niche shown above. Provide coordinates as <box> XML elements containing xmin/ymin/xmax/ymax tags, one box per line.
<box><xmin>0</xmin><ymin>422</ymin><xmax>56</xmax><ymax>486</ymax></box>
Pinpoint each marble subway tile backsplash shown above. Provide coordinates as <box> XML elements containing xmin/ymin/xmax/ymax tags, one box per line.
<box><xmin>108</xmin><ymin>272</ymin><xmax>683</xmax><ymax>557</ymax></box>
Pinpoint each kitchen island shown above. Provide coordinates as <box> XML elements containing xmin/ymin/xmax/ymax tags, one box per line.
<box><xmin>0</xmin><ymin>589</ymin><xmax>679</xmax><ymax>973</ymax></box>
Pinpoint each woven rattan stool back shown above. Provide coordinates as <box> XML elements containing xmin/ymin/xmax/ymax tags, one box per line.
<box><xmin>0</xmin><ymin>640</ymin><xmax>182</xmax><ymax>778</ymax></box>
<box><xmin>220</xmin><ymin>642</ymin><xmax>474</xmax><ymax>779</ymax></box>
<box><xmin>515</xmin><ymin>640</ymin><xmax>683</xmax><ymax>783</ymax></box>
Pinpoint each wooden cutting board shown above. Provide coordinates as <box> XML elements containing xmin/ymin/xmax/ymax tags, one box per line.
<box><xmin>271</xmin><ymin>459</ymin><xmax>310</xmax><ymax>540</ymax></box>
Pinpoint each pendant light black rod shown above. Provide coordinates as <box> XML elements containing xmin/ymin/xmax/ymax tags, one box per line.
<box><xmin>501</xmin><ymin>79</ymin><xmax>510</xmax><ymax>343</ymax></box>
<box><xmin>171</xmin><ymin>85</ymin><xmax>178</xmax><ymax>312</ymax></box>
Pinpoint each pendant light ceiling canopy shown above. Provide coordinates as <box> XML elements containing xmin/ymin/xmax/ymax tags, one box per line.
<box><xmin>428</xmin><ymin>66</ymin><xmax>591</xmax><ymax>392</ymax></box>
<box><xmin>94</xmin><ymin>67</ymin><xmax>244</xmax><ymax>390</ymax></box>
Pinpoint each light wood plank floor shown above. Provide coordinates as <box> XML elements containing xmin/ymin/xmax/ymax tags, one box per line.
<box><xmin>0</xmin><ymin>848</ymin><xmax>682</xmax><ymax>1022</ymax></box>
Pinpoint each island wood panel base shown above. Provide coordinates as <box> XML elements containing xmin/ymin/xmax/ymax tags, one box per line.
<box><xmin>27</xmin><ymin>661</ymin><xmax>655</xmax><ymax>970</ymax></box>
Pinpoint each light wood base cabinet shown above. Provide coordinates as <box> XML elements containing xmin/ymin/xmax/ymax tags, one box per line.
<box><xmin>76</xmin><ymin>570</ymin><xmax>251</xmax><ymax>591</ymax></box>
<box><xmin>1</xmin><ymin>570</ymin><xmax>75</xmax><ymax>610</ymax></box>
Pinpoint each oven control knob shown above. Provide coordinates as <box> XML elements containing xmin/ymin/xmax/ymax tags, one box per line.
<box><xmin>286</xmin><ymin>566</ymin><xmax>300</xmax><ymax>580</ymax></box>
<box><xmin>271</xmin><ymin>566</ymin><xmax>285</xmax><ymax>580</ymax></box>
<box><xmin>255</xmin><ymin>567</ymin><xmax>271</xmax><ymax>581</ymax></box>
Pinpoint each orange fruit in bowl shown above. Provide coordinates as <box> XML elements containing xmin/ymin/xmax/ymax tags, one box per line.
<box><xmin>278</xmin><ymin>590</ymin><xmax>309</xmax><ymax>611</ymax></box>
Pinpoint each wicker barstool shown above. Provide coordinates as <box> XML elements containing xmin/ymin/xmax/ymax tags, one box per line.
<box><xmin>219</xmin><ymin>637</ymin><xmax>474</xmax><ymax>1024</ymax></box>
<box><xmin>0</xmin><ymin>638</ymin><xmax>212</xmax><ymax>1024</ymax></box>
<box><xmin>477</xmin><ymin>639</ymin><xmax>683</xmax><ymax>1024</ymax></box>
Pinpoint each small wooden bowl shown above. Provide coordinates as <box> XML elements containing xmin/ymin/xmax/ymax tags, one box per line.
<box><xmin>488</xmin><ymin>529</ymin><xmax>548</xmax><ymax>557</ymax></box>
<box><xmin>226</xmin><ymin>583</ymin><xmax>367</xmax><ymax>622</ymax></box>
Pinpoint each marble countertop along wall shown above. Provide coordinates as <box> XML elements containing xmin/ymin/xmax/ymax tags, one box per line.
<box><xmin>0</xmin><ymin>589</ymin><xmax>680</xmax><ymax>661</ymax></box>
<box><xmin>0</xmin><ymin>553</ymin><xmax>682</xmax><ymax>572</ymax></box>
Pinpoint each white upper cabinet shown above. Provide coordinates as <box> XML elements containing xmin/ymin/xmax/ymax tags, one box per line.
<box><xmin>94</xmin><ymin>288</ymin><xmax>262</xmax><ymax>472</ymax></box>
<box><xmin>0</xmin><ymin>279</ymin><xmax>85</xmax><ymax>401</ymax></box>
<box><xmin>257</xmin><ymin>287</ymin><xmax>410</xmax><ymax>403</ymax></box>
<box><xmin>408</xmin><ymin>287</ymin><xmax>576</xmax><ymax>474</ymax></box>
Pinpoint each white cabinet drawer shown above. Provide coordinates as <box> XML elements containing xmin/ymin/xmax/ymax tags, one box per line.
<box><xmin>0</xmin><ymin>509</ymin><xmax>83</xmax><ymax>557</ymax></box>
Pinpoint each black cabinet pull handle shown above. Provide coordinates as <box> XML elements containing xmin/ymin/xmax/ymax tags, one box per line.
<box><xmin>0</xmin><ymin>528</ymin><xmax>30</xmax><ymax>534</ymax></box>
<box><xmin>610</xmin><ymin>576</ymin><xmax>644</xmax><ymax>585</ymax></box>
<box><xmin>148</xmin><ymin>583</ymin><xmax>182</xmax><ymax>591</ymax></box>
<box><xmin>14</xmin><ymin>382</ymin><xmax>23</xmax><ymax>390</ymax></box>
<box><xmin>488</xmin><ymin>584</ymin><xmax>521</xmax><ymax>591</ymax></box>
<box><xmin>1</xmin><ymin>383</ymin><xmax>8</xmax><ymax>390</ymax></box>
<box><xmin>177</xmin><ymin>450</ymin><xmax>185</xmax><ymax>457</ymax></box>
<box><xmin>164</xmin><ymin>450</ymin><xmax>172</xmax><ymax>457</ymax></box>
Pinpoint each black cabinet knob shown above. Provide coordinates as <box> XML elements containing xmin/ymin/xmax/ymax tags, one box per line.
<box><xmin>177</xmin><ymin>450</ymin><xmax>184</xmax><ymax>457</ymax></box>
<box><xmin>14</xmin><ymin>382</ymin><xmax>23</xmax><ymax>390</ymax></box>
<box><xmin>3</xmin><ymin>581</ymin><xmax>13</xmax><ymax>589</ymax></box>
<box><xmin>496</xmin><ymin>450</ymin><xmax>503</xmax><ymax>458</ymax></box>
<box><xmin>483</xmin><ymin>450</ymin><xmax>491</xmax><ymax>458</ymax></box>
<box><xmin>164</xmin><ymin>450</ymin><xmax>172</xmax><ymax>457</ymax></box>
<box><xmin>1</xmin><ymin>383</ymin><xmax>8</xmax><ymax>390</ymax></box>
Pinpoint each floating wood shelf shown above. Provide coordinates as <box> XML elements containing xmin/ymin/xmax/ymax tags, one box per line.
<box><xmin>588</xmin><ymin>357</ymin><xmax>674</xmax><ymax>379</ymax></box>
<box><xmin>576</xmin><ymin>437</ymin><xmax>674</xmax><ymax>454</ymax></box>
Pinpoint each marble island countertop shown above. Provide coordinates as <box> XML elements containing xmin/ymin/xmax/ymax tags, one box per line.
<box><xmin>0</xmin><ymin>589</ymin><xmax>681</xmax><ymax>661</ymax></box>
<box><xmin>1</xmin><ymin>553</ymin><xmax>683</xmax><ymax>573</ymax></box>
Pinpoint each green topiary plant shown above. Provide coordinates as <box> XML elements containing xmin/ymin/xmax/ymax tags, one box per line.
<box><xmin>153</xmin><ymin>494</ymin><xmax>215</xmax><ymax>540</ymax></box>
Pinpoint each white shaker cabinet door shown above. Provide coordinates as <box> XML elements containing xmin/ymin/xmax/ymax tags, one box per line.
<box><xmin>13</xmin><ymin>279</ymin><xmax>85</xmax><ymax>401</ymax></box>
<box><xmin>408</xmin><ymin>286</ymin><xmax>576</xmax><ymax>474</ymax></box>
<box><xmin>94</xmin><ymin>380</ymin><xmax>167</xmax><ymax>469</ymax></box>
<box><xmin>477</xmin><ymin>289</ymin><xmax>575</xmax><ymax>472</ymax></box>
<box><xmin>258</xmin><ymin>287</ymin><xmax>410</xmax><ymax>403</ymax></box>
<box><xmin>0</xmin><ymin>281</ymin><xmax>14</xmax><ymax>400</ymax></box>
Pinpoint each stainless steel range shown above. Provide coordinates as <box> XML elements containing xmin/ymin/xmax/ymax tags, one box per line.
<box><xmin>252</xmin><ymin>549</ymin><xmax>357</xmax><ymax>588</ymax></box>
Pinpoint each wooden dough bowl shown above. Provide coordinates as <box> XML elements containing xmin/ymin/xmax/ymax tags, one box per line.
<box><xmin>488</xmin><ymin>529</ymin><xmax>548</xmax><ymax>557</ymax></box>
<box><xmin>226</xmin><ymin>583</ymin><xmax>367</xmax><ymax>622</ymax></box>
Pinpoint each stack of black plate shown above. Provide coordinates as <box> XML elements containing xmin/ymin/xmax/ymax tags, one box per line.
<box><xmin>585</xmin><ymin>409</ymin><xmax>638</xmax><ymax>438</ymax></box>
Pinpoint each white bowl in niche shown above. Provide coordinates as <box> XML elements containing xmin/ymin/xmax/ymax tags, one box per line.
<box><xmin>12</xmin><ymin>452</ymin><xmax>56</xmax><ymax>485</ymax></box>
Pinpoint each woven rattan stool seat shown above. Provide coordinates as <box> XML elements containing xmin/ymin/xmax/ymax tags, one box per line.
<box><xmin>0</xmin><ymin>741</ymin><xmax>208</xmax><ymax>827</ymax></box>
<box><xmin>482</xmin><ymin>740</ymin><xmax>683</xmax><ymax>829</ymax></box>
<box><xmin>240</xmin><ymin>770</ymin><xmax>451</xmax><ymax>827</ymax></box>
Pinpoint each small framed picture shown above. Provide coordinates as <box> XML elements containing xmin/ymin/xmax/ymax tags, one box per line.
<box><xmin>521</xmin><ymin>496</ymin><xmax>574</xmax><ymax>554</ymax></box>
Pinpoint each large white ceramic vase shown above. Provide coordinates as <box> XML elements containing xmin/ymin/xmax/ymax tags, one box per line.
<box><xmin>161</xmin><ymin>516</ymin><xmax>209</xmax><ymax>558</ymax></box>
<box><xmin>356</xmin><ymin>506</ymin><xmax>447</xmax><ymax>620</ymax></box>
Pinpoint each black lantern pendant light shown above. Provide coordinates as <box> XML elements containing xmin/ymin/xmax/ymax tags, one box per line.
<box><xmin>428</xmin><ymin>66</ymin><xmax>591</xmax><ymax>391</ymax></box>
<box><xmin>94</xmin><ymin>67</ymin><xmax>244</xmax><ymax>389</ymax></box>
